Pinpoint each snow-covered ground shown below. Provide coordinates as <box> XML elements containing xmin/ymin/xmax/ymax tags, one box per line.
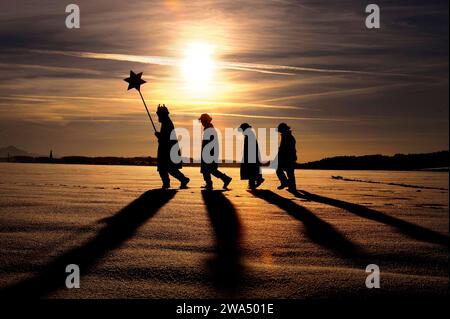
<box><xmin>0</xmin><ymin>163</ymin><xmax>448</xmax><ymax>298</ymax></box>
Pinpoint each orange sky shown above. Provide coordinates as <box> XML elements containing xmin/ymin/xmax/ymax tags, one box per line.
<box><xmin>0</xmin><ymin>0</ymin><xmax>448</xmax><ymax>162</ymax></box>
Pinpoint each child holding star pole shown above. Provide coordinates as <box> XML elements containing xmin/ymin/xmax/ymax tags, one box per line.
<box><xmin>124</xmin><ymin>70</ymin><xmax>156</xmax><ymax>131</ymax></box>
<box><xmin>124</xmin><ymin>71</ymin><xmax>190</xmax><ymax>189</ymax></box>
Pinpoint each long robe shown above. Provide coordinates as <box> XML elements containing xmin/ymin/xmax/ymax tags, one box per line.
<box><xmin>157</xmin><ymin>118</ymin><xmax>182</xmax><ymax>171</ymax></box>
<box><xmin>240</xmin><ymin>131</ymin><xmax>262</xmax><ymax>180</ymax></box>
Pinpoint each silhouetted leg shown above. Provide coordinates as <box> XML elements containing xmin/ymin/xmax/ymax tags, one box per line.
<box><xmin>203</xmin><ymin>172</ymin><xmax>213</xmax><ymax>189</ymax></box>
<box><xmin>287</xmin><ymin>168</ymin><xmax>296</xmax><ymax>190</ymax></box>
<box><xmin>276</xmin><ymin>168</ymin><xmax>288</xmax><ymax>188</ymax></box>
<box><xmin>167</xmin><ymin>167</ymin><xmax>188</xmax><ymax>183</ymax></box>
<box><xmin>158</xmin><ymin>169</ymin><xmax>170</xmax><ymax>187</ymax></box>
<box><xmin>211</xmin><ymin>168</ymin><xmax>227</xmax><ymax>180</ymax></box>
<box><xmin>255</xmin><ymin>174</ymin><xmax>265</xmax><ymax>188</ymax></box>
<box><xmin>248</xmin><ymin>178</ymin><xmax>256</xmax><ymax>189</ymax></box>
<box><xmin>211</xmin><ymin>169</ymin><xmax>232</xmax><ymax>188</ymax></box>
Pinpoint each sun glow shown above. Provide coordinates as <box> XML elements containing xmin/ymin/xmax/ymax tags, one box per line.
<box><xmin>181</xmin><ymin>43</ymin><xmax>216</xmax><ymax>92</ymax></box>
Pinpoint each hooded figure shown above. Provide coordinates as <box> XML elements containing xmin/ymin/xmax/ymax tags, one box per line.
<box><xmin>276</xmin><ymin>122</ymin><xmax>297</xmax><ymax>191</ymax></box>
<box><xmin>155</xmin><ymin>104</ymin><xmax>189</xmax><ymax>189</ymax></box>
<box><xmin>238</xmin><ymin>123</ymin><xmax>264</xmax><ymax>189</ymax></box>
<box><xmin>199</xmin><ymin>113</ymin><xmax>232</xmax><ymax>190</ymax></box>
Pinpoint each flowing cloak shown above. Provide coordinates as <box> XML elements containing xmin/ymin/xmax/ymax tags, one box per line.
<box><xmin>277</xmin><ymin>132</ymin><xmax>297</xmax><ymax>169</ymax></box>
<box><xmin>240</xmin><ymin>130</ymin><xmax>262</xmax><ymax>180</ymax></box>
<box><xmin>200</xmin><ymin>124</ymin><xmax>220</xmax><ymax>174</ymax></box>
<box><xmin>157</xmin><ymin>118</ymin><xmax>182</xmax><ymax>171</ymax></box>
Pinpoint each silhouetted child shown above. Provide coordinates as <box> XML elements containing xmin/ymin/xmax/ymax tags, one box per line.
<box><xmin>199</xmin><ymin>113</ymin><xmax>232</xmax><ymax>190</ymax></box>
<box><xmin>155</xmin><ymin>104</ymin><xmax>190</xmax><ymax>189</ymax></box>
<box><xmin>238</xmin><ymin>123</ymin><xmax>264</xmax><ymax>189</ymax></box>
<box><xmin>276</xmin><ymin>123</ymin><xmax>297</xmax><ymax>191</ymax></box>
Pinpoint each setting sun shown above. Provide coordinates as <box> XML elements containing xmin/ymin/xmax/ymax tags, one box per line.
<box><xmin>181</xmin><ymin>43</ymin><xmax>216</xmax><ymax>91</ymax></box>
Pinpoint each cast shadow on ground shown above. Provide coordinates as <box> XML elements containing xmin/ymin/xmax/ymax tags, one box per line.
<box><xmin>294</xmin><ymin>190</ymin><xmax>448</xmax><ymax>247</ymax></box>
<box><xmin>0</xmin><ymin>188</ymin><xmax>176</xmax><ymax>298</ymax></box>
<box><xmin>249</xmin><ymin>189</ymin><xmax>366</xmax><ymax>262</ymax></box>
<box><xmin>202</xmin><ymin>190</ymin><xmax>242</xmax><ymax>292</ymax></box>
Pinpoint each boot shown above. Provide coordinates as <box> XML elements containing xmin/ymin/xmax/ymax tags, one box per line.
<box><xmin>222</xmin><ymin>176</ymin><xmax>232</xmax><ymax>189</ymax></box>
<box><xmin>255</xmin><ymin>177</ymin><xmax>265</xmax><ymax>188</ymax></box>
<box><xmin>202</xmin><ymin>182</ymin><xmax>213</xmax><ymax>190</ymax></box>
<box><xmin>277</xmin><ymin>183</ymin><xmax>288</xmax><ymax>190</ymax></box>
<box><xmin>180</xmin><ymin>177</ymin><xmax>190</xmax><ymax>189</ymax></box>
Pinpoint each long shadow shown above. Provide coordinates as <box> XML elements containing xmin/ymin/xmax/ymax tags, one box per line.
<box><xmin>0</xmin><ymin>189</ymin><xmax>176</xmax><ymax>298</ymax></box>
<box><xmin>202</xmin><ymin>190</ymin><xmax>242</xmax><ymax>292</ymax></box>
<box><xmin>296</xmin><ymin>190</ymin><xmax>448</xmax><ymax>247</ymax></box>
<box><xmin>249</xmin><ymin>190</ymin><xmax>365</xmax><ymax>261</ymax></box>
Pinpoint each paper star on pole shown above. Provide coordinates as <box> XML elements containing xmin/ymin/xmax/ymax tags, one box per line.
<box><xmin>124</xmin><ymin>70</ymin><xmax>146</xmax><ymax>91</ymax></box>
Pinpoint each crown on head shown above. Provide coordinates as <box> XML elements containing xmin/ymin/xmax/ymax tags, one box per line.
<box><xmin>156</xmin><ymin>104</ymin><xmax>169</xmax><ymax>115</ymax></box>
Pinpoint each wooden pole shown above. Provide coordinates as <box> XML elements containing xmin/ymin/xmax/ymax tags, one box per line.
<box><xmin>138</xmin><ymin>89</ymin><xmax>157</xmax><ymax>132</ymax></box>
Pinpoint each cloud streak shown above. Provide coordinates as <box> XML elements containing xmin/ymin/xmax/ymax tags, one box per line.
<box><xmin>0</xmin><ymin>94</ymin><xmax>303</xmax><ymax>111</ymax></box>
<box><xmin>30</xmin><ymin>49</ymin><xmax>424</xmax><ymax>79</ymax></box>
<box><xmin>175</xmin><ymin>111</ymin><xmax>350</xmax><ymax>122</ymax></box>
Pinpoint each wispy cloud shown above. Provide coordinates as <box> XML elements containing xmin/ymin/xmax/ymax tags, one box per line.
<box><xmin>30</xmin><ymin>49</ymin><xmax>425</xmax><ymax>79</ymax></box>
<box><xmin>175</xmin><ymin>111</ymin><xmax>350</xmax><ymax>122</ymax></box>
<box><xmin>0</xmin><ymin>94</ymin><xmax>303</xmax><ymax>111</ymax></box>
<box><xmin>0</xmin><ymin>62</ymin><xmax>103</xmax><ymax>75</ymax></box>
<box><xmin>255</xmin><ymin>83</ymin><xmax>415</xmax><ymax>103</ymax></box>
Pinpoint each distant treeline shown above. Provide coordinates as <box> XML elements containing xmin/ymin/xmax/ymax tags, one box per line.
<box><xmin>0</xmin><ymin>156</ymin><xmax>240</xmax><ymax>167</ymax></box>
<box><xmin>1</xmin><ymin>151</ymin><xmax>448</xmax><ymax>171</ymax></box>
<box><xmin>0</xmin><ymin>156</ymin><xmax>157</xmax><ymax>166</ymax></box>
<box><xmin>298</xmin><ymin>151</ymin><xmax>449</xmax><ymax>171</ymax></box>
<box><xmin>0</xmin><ymin>156</ymin><xmax>156</xmax><ymax>166</ymax></box>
